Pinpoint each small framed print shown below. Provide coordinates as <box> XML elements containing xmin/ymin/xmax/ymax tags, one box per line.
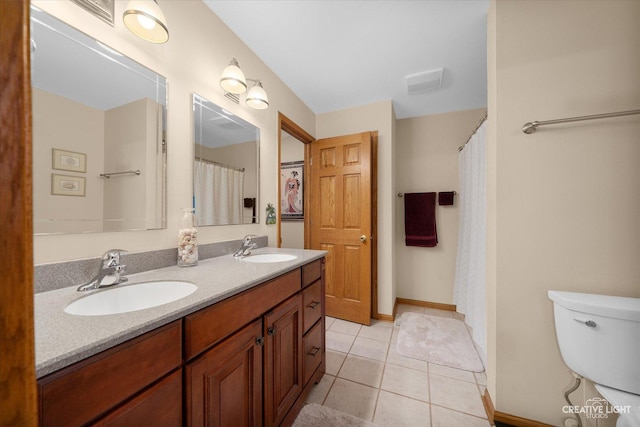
<box><xmin>51</xmin><ymin>174</ymin><xmax>86</xmax><ymax>197</ymax></box>
<box><xmin>281</xmin><ymin>161</ymin><xmax>304</xmax><ymax>220</ymax></box>
<box><xmin>52</xmin><ymin>149</ymin><xmax>86</xmax><ymax>173</ymax></box>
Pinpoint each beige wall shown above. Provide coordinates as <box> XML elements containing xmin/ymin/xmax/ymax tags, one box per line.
<box><xmin>32</xmin><ymin>89</ymin><xmax>105</xmax><ymax>234</ymax></box>
<box><xmin>395</xmin><ymin>108</ymin><xmax>486</xmax><ymax>304</ymax></box>
<box><xmin>33</xmin><ymin>0</ymin><xmax>315</xmax><ymax>264</ymax></box>
<box><xmin>316</xmin><ymin>100</ymin><xmax>396</xmax><ymax>316</ymax></box>
<box><xmin>487</xmin><ymin>1</ymin><xmax>640</xmax><ymax>424</ymax></box>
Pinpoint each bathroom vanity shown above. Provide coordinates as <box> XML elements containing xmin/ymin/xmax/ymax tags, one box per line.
<box><xmin>35</xmin><ymin>249</ymin><xmax>326</xmax><ymax>426</ymax></box>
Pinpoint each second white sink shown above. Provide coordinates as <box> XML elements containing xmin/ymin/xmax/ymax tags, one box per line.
<box><xmin>241</xmin><ymin>253</ymin><xmax>297</xmax><ymax>263</ymax></box>
<box><xmin>64</xmin><ymin>281</ymin><xmax>197</xmax><ymax>316</ymax></box>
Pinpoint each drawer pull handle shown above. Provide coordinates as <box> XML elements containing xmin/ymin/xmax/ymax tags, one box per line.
<box><xmin>308</xmin><ymin>347</ymin><xmax>321</xmax><ymax>357</ymax></box>
<box><xmin>267</xmin><ymin>327</ymin><xmax>276</xmax><ymax>336</ymax></box>
<box><xmin>307</xmin><ymin>301</ymin><xmax>319</xmax><ymax>310</ymax></box>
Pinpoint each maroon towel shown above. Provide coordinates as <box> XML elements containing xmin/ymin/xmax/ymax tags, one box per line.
<box><xmin>438</xmin><ymin>191</ymin><xmax>455</xmax><ymax>206</ymax></box>
<box><xmin>404</xmin><ymin>192</ymin><xmax>438</xmax><ymax>247</ymax></box>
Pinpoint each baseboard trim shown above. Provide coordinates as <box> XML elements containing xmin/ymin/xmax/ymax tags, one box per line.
<box><xmin>482</xmin><ymin>389</ymin><xmax>495</xmax><ymax>424</ymax></box>
<box><xmin>395</xmin><ymin>297</ymin><xmax>456</xmax><ymax>312</ymax></box>
<box><xmin>494</xmin><ymin>410</ymin><xmax>554</xmax><ymax>427</ymax></box>
<box><xmin>373</xmin><ymin>313</ymin><xmax>394</xmax><ymax>322</ymax></box>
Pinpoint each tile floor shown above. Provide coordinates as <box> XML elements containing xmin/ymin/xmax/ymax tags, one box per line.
<box><xmin>305</xmin><ymin>304</ymin><xmax>492</xmax><ymax>426</ymax></box>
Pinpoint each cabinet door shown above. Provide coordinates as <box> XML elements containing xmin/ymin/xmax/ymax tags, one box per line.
<box><xmin>186</xmin><ymin>319</ymin><xmax>263</xmax><ymax>427</ymax></box>
<box><xmin>263</xmin><ymin>294</ymin><xmax>303</xmax><ymax>427</ymax></box>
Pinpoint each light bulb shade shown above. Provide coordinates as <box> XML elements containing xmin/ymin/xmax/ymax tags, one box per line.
<box><xmin>220</xmin><ymin>59</ymin><xmax>247</xmax><ymax>94</ymax></box>
<box><xmin>246</xmin><ymin>81</ymin><xmax>269</xmax><ymax>110</ymax></box>
<box><xmin>123</xmin><ymin>0</ymin><xmax>169</xmax><ymax>44</ymax></box>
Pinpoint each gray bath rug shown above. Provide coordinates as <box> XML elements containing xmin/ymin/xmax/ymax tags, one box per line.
<box><xmin>396</xmin><ymin>312</ymin><xmax>484</xmax><ymax>372</ymax></box>
<box><xmin>293</xmin><ymin>403</ymin><xmax>376</xmax><ymax>427</ymax></box>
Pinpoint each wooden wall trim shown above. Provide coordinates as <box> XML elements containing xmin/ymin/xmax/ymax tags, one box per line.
<box><xmin>277</xmin><ymin>112</ymin><xmax>314</xmax><ymax>249</ymax></box>
<box><xmin>0</xmin><ymin>1</ymin><xmax>37</xmax><ymax>425</ymax></box>
<box><xmin>482</xmin><ymin>389</ymin><xmax>495</xmax><ymax>424</ymax></box>
<box><xmin>395</xmin><ymin>297</ymin><xmax>457</xmax><ymax>312</ymax></box>
<box><xmin>494</xmin><ymin>411</ymin><xmax>554</xmax><ymax>427</ymax></box>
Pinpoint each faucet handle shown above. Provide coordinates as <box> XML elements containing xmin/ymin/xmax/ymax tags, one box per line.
<box><xmin>101</xmin><ymin>249</ymin><xmax>128</xmax><ymax>267</ymax></box>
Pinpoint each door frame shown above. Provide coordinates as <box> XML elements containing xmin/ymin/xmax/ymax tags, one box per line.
<box><xmin>0</xmin><ymin>1</ymin><xmax>38</xmax><ymax>424</ymax></box>
<box><xmin>277</xmin><ymin>113</ymin><xmax>314</xmax><ymax>248</ymax></box>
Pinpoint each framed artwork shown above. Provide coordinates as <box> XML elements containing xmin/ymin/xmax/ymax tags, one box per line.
<box><xmin>52</xmin><ymin>148</ymin><xmax>87</xmax><ymax>173</ymax></box>
<box><xmin>281</xmin><ymin>161</ymin><xmax>304</xmax><ymax>220</ymax></box>
<box><xmin>51</xmin><ymin>174</ymin><xmax>86</xmax><ymax>197</ymax></box>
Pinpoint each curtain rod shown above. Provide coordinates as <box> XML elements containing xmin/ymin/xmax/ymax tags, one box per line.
<box><xmin>195</xmin><ymin>158</ymin><xmax>245</xmax><ymax>172</ymax></box>
<box><xmin>522</xmin><ymin>108</ymin><xmax>640</xmax><ymax>134</ymax></box>
<box><xmin>458</xmin><ymin>112</ymin><xmax>488</xmax><ymax>152</ymax></box>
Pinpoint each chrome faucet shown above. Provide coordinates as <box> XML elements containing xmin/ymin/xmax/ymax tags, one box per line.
<box><xmin>234</xmin><ymin>235</ymin><xmax>257</xmax><ymax>258</ymax></box>
<box><xmin>77</xmin><ymin>249</ymin><xmax>128</xmax><ymax>291</ymax></box>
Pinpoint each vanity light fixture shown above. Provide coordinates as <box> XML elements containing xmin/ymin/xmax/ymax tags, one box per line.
<box><xmin>220</xmin><ymin>58</ymin><xmax>269</xmax><ymax>109</ymax></box>
<box><xmin>123</xmin><ymin>0</ymin><xmax>169</xmax><ymax>44</ymax></box>
<box><xmin>246</xmin><ymin>80</ymin><xmax>269</xmax><ymax>110</ymax></box>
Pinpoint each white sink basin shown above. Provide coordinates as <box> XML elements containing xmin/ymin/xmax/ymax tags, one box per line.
<box><xmin>241</xmin><ymin>253</ymin><xmax>297</xmax><ymax>263</ymax></box>
<box><xmin>64</xmin><ymin>281</ymin><xmax>197</xmax><ymax>316</ymax></box>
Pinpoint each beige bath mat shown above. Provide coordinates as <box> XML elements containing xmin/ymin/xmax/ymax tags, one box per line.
<box><xmin>396</xmin><ymin>312</ymin><xmax>484</xmax><ymax>372</ymax></box>
<box><xmin>293</xmin><ymin>403</ymin><xmax>376</xmax><ymax>427</ymax></box>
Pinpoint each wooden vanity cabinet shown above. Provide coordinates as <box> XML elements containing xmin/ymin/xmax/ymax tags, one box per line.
<box><xmin>185</xmin><ymin>319</ymin><xmax>263</xmax><ymax>427</ymax></box>
<box><xmin>263</xmin><ymin>294</ymin><xmax>303</xmax><ymax>427</ymax></box>
<box><xmin>38</xmin><ymin>257</ymin><xmax>325</xmax><ymax>427</ymax></box>
<box><xmin>38</xmin><ymin>321</ymin><xmax>182</xmax><ymax>427</ymax></box>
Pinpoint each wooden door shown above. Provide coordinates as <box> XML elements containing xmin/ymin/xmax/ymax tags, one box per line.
<box><xmin>186</xmin><ymin>319</ymin><xmax>263</xmax><ymax>427</ymax></box>
<box><xmin>263</xmin><ymin>294</ymin><xmax>303</xmax><ymax>427</ymax></box>
<box><xmin>1</xmin><ymin>1</ymin><xmax>37</xmax><ymax>425</ymax></box>
<box><xmin>310</xmin><ymin>132</ymin><xmax>373</xmax><ymax>325</ymax></box>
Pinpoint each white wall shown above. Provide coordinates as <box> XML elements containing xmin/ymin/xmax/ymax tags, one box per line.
<box><xmin>487</xmin><ymin>1</ymin><xmax>640</xmax><ymax>424</ymax></box>
<box><xmin>32</xmin><ymin>0</ymin><xmax>315</xmax><ymax>264</ymax></box>
<box><xmin>395</xmin><ymin>108</ymin><xmax>486</xmax><ymax>304</ymax></box>
<box><xmin>316</xmin><ymin>100</ymin><xmax>396</xmax><ymax>316</ymax></box>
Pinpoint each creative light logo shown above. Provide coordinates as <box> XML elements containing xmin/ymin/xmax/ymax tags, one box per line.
<box><xmin>562</xmin><ymin>397</ymin><xmax>631</xmax><ymax>419</ymax></box>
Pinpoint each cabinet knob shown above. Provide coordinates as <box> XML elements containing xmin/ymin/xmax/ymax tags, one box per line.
<box><xmin>307</xmin><ymin>301</ymin><xmax>319</xmax><ymax>310</ymax></box>
<box><xmin>267</xmin><ymin>327</ymin><xmax>276</xmax><ymax>336</ymax></box>
<box><xmin>255</xmin><ymin>337</ymin><xmax>265</xmax><ymax>346</ymax></box>
<box><xmin>360</xmin><ymin>235</ymin><xmax>367</xmax><ymax>243</ymax></box>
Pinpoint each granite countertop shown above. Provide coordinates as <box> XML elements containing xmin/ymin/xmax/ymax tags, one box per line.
<box><xmin>34</xmin><ymin>247</ymin><xmax>326</xmax><ymax>378</ymax></box>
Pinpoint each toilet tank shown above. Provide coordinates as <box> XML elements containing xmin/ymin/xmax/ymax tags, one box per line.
<box><xmin>548</xmin><ymin>291</ymin><xmax>640</xmax><ymax>395</ymax></box>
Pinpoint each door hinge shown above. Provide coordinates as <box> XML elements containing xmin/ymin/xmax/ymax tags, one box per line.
<box><xmin>255</xmin><ymin>336</ymin><xmax>265</xmax><ymax>346</ymax></box>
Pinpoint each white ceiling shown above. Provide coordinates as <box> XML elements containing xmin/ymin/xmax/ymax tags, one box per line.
<box><xmin>204</xmin><ymin>0</ymin><xmax>489</xmax><ymax>119</ymax></box>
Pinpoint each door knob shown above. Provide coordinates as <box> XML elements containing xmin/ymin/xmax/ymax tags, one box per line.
<box><xmin>360</xmin><ymin>235</ymin><xmax>367</xmax><ymax>243</ymax></box>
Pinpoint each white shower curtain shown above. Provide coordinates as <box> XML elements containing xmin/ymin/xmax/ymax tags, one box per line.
<box><xmin>453</xmin><ymin>120</ymin><xmax>487</xmax><ymax>365</ymax></box>
<box><xmin>194</xmin><ymin>160</ymin><xmax>244</xmax><ymax>225</ymax></box>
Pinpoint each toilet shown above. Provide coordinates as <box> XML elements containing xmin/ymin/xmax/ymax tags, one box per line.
<box><xmin>548</xmin><ymin>290</ymin><xmax>640</xmax><ymax>427</ymax></box>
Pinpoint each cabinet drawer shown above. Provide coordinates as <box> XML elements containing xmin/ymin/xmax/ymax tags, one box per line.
<box><xmin>94</xmin><ymin>369</ymin><xmax>182</xmax><ymax>427</ymax></box>
<box><xmin>303</xmin><ymin>321</ymin><xmax>323</xmax><ymax>385</ymax></box>
<box><xmin>184</xmin><ymin>269</ymin><xmax>301</xmax><ymax>360</ymax></box>
<box><xmin>302</xmin><ymin>279</ymin><xmax>322</xmax><ymax>333</ymax></box>
<box><xmin>302</xmin><ymin>259</ymin><xmax>322</xmax><ymax>288</ymax></box>
<box><xmin>39</xmin><ymin>321</ymin><xmax>182</xmax><ymax>427</ymax></box>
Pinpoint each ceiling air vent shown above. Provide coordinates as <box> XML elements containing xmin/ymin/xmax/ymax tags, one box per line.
<box><xmin>405</xmin><ymin>68</ymin><xmax>444</xmax><ymax>95</ymax></box>
<box><xmin>224</xmin><ymin>91</ymin><xmax>239</xmax><ymax>104</ymax></box>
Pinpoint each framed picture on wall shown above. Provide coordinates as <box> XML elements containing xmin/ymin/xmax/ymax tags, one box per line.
<box><xmin>52</xmin><ymin>148</ymin><xmax>86</xmax><ymax>173</ymax></box>
<box><xmin>280</xmin><ymin>161</ymin><xmax>304</xmax><ymax>220</ymax></box>
<box><xmin>51</xmin><ymin>174</ymin><xmax>86</xmax><ymax>197</ymax></box>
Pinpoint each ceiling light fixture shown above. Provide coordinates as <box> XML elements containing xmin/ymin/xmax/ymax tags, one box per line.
<box><xmin>123</xmin><ymin>0</ymin><xmax>169</xmax><ymax>44</ymax></box>
<box><xmin>220</xmin><ymin>58</ymin><xmax>269</xmax><ymax>109</ymax></box>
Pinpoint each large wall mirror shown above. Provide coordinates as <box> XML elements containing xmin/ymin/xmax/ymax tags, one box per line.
<box><xmin>31</xmin><ymin>5</ymin><xmax>167</xmax><ymax>235</ymax></box>
<box><xmin>193</xmin><ymin>94</ymin><xmax>259</xmax><ymax>226</ymax></box>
